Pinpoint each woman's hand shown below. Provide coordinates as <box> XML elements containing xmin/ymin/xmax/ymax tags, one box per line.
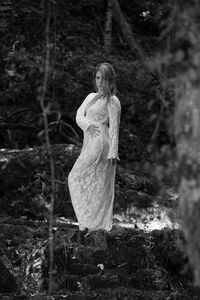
<box><xmin>87</xmin><ymin>124</ymin><xmax>100</xmax><ymax>138</ymax></box>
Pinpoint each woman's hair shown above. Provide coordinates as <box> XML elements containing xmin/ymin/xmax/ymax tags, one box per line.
<box><xmin>93</xmin><ymin>62</ymin><xmax>117</xmax><ymax>97</ymax></box>
<box><xmin>84</xmin><ymin>63</ymin><xmax>117</xmax><ymax>115</ymax></box>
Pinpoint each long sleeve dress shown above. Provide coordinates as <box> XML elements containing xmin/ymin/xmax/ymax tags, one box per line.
<box><xmin>68</xmin><ymin>92</ymin><xmax>121</xmax><ymax>231</ymax></box>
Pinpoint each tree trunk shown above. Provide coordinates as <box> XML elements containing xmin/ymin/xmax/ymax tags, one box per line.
<box><xmin>104</xmin><ymin>0</ymin><xmax>114</xmax><ymax>53</ymax></box>
<box><xmin>175</xmin><ymin>85</ymin><xmax>200</xmax><ymax>286</ymax></box>
<box><xmin>173</xmin><ymin>2</ymin><xmax>200</xmax><ymax>285</ymax></box>
<box><xmin>112</xmin><ymin>0</ymin><xmax>145</xmax><ymax>59</ymax></box>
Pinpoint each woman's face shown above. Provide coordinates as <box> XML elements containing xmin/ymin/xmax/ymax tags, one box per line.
<box><xmin>95</xmin><ymin>70</ymin><xmax>104</xmax><ymax>93</ymax></box>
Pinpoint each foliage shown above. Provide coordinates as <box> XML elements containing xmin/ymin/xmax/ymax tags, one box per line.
<box><xmin>0</xmin><ymin>145</ymin><xmax>79</xmax><ymax>219</ymax></box>
<box><xmin>0</xmin><ymin>223</ymin><xmax>46</xmax><ymax>294</ymax></box>
<box><xmin>0</xmin><ymin>0</ymin><xmax>174</xmax><ymax>159</ymax></box>
<box><xmin>151</xmin><ymin>0</ymin><xmax>200</xmax><ymax>286</ymax></box>
<box><xmin>1</xmin><ymin>0</ymin><xmax>200</xmax><ymax>296</ymax></box>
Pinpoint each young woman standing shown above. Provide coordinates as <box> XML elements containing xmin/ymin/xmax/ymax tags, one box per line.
<box><xmin>68</xmin><ymin>62</ymin><xmax>121</xmax><ymax>232</ymax></box>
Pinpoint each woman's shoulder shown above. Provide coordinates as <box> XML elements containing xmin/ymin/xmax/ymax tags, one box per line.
<box><xmin>85</xmin><ymin>92</ymin><xmax>97</xmax><ymax>101</ymax></box>
<box><xmin>110</xmin><ymin>95</ymin><xmax>121</xmax><ymax>110</ymax></box>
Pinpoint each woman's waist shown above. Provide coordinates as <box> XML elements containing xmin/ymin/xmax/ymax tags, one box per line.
<box><xmin>88</xmin><ymin>118</ymin><xmax>109</xmax><ymax>127</ymax></box>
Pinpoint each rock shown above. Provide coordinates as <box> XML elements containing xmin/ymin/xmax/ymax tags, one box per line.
<box><xmin>4</xmin><ymin>223</ymin><xmax>190</xmax><ymax>297</ymax></box>
<box><xmin>69</xmin><ymin>229</ymin><xmax>153</xmax><ymax>271</ymax></box>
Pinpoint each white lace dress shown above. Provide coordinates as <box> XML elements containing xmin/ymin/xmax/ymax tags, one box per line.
<box><xmin>68</xmin><ymin>92</ymin><xmax>121</xmax><ymax>231</ymax></box>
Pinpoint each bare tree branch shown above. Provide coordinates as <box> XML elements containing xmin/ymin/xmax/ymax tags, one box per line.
<box><xmin>113</xmin><ymin>0</ymin><xmax>146</xmax><ymax>59</ymax></box>
<box><xmin>61</xmin><ymin>120</ymin><xmax>79</xmax><ymax>139</ymax></box>
<box><xmin>2</xmin><ymin>108</ymin><xmax>29</xmax><ymax>122</ymax></box>
<box><xmin>0</xmin><ymin>123</ymin><xmax>38</xmax><ymax>131</ymax></box>
<box><xmin>39</xmin><ymin>0</ymin><xmax>55</xmax><ymax>296</ymax></box>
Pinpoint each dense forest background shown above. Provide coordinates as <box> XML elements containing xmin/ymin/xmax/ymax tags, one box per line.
<box><xmin>0</xmin><ymin>0</ymin><xmax>175</xmax><ymax>162</ymax></box>
<box><xmin>1</xmin><ymin>0</ymin><xmax>200</xmax><ymax>298</ymax></box>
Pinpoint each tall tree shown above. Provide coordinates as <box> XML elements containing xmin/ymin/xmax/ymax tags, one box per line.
<box><xmin>112</xmin><ymin>0</ymin><xmax>145</xmax><ymax>59</ymax></box>
<box><xmin>173</xmin><ymin>1</ymin><xmax>200</xmax><ymax>286</ymax></box>
<box><xmin>104</xmin><ymin>0</ymin><xmax>146</xmax><ymax>58</ymax></box>
<box><xmin>104</xmin><ymin>0</ymin><xmax>114</xmax><ymax>53</ymax></box>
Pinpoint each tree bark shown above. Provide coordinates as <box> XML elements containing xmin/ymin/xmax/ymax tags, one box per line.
<box><xmin>112</xmin><ymin>0</ymin><xmax>145</xmax><ymax>59</ymax></box>
<box><xmin>104</xmin><ymin>0</ymin><xmax>114</xmax><ymax>53</ymax></box>
<box><xmin>175</xmin><ymin>85</ymin><xmax>200</xmax><ymax>286</ymax></box>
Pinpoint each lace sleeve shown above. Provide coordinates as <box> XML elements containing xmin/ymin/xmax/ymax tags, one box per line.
<box><xmin>107</xmin><ymin>96</ymin><xmax>121</xmax><ymax>160</ymax></box>
<box><xmin>76</xmin><ymin>93</ymin><xmax>94</xmax><ymax>131</ymax></box>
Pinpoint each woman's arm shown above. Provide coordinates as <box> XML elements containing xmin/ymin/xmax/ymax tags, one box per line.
<box><xmin>107</xmin><ymin>96</ymin><xmax>121</xmax><ymax>161</ymax></box>
<box><xmin>76</xmin><ymin>93</ymin><xmax>95</xmax><ymax>131</ymax></box>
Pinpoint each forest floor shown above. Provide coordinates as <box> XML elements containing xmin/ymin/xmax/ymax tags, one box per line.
<box><xmin>0</xmin><ymin>144</ymin><xmax>199</xmax><ymax>299</ymax></box>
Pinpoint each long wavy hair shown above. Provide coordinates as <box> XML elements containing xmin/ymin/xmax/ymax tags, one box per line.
<box><xmin>93</xmin><ymin>62</ymin><xmax>117</xmax><ymax>98</ymax></box>
<box><xmin>84</xmin><ymin>63</ymin><xmax>117</xmax><ymax>116</ymax></box>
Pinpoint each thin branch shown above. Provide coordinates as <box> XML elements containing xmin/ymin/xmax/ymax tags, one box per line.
<box><xmin>0</xmin><ymin>123</ymin><xmax>38</xmax><ymax>131</ymax></box>
<box><xmin>61</xmin><ymin>120</ymin><xmax>79</xmax><ymax>139</ymax></box>
<box><xmin>3</xmin><ymin>108</ymin><xmax>29</xmax><ymax>122</ymax></box>
<box><xmin>39</xmin><ymin>0</ymin><xmax>55</xmax><ymax>297</ymax></box>
<box><xmin>91</xmin><ymin>5</ymin><xmax>104</xmax><ymax>37</ymax></box>
<box><xmin>149</xmin><ymin>92</ymin><xmax>165</xmax><ymax>144</ymax></box>
<box><xmin>112</xmin><ymin>0</ymin><xmax>146</xmax><ymax>59</ymax></box>
<box><xmin>55</xmin><ymin>178</ymin><xmax>68</xmax><ymax>185</ymax></box>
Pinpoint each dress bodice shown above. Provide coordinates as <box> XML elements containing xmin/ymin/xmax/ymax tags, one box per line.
<box><xmin>85</xmin><ymin>97</ymin><xmax>109</xmax><ymax>126</ymax></box>
<box><xmin>76</xmin><ymin>92</ymin><xmax>121</xmax><ymax>159</ymax></box>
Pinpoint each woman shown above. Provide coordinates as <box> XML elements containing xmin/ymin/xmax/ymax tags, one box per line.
<box><xmin>68</xmin><ymin>62</ymin><xmax>121</xmax><ymax>232</ymax></box>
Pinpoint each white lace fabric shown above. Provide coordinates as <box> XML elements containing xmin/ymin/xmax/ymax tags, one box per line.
<box><xmin>68</xmin><ymin>93</ymin><xmax>121</xmax><ymax>231</ymax></box>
